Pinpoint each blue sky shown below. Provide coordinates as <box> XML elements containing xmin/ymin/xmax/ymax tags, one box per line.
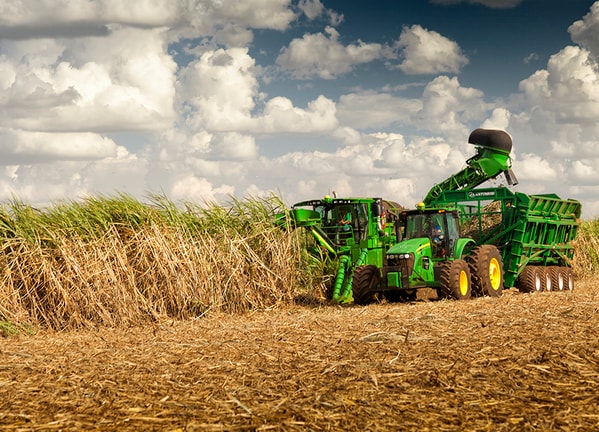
<box><xmin>1</xmin><ymin>0</ymin><xmax>599</xmax><ymax>218</ymax></box>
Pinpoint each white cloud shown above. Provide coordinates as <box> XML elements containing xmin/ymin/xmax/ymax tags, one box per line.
<box><xmin>568</xmin><ymin>1</ymin><xmax>599</xmax><ymax>62</ymax></box>
<box><xmin>395</xmin><ymin>25</ymin><xmax>468</xmax><ymax>75</ymax></box>
<box><xmin>516</xmin><ymin>153</ymin><xmax>559</xmax><ymax>182</ymax></box>
<box><xmin>177</xmin><ymin>47</ymin><xmax>339</xmax><ymax>135</ymax></box>
<box><xmin>178</xmin><ymin>47</ymin><xmax>258</xmax><ymax>132</ymax></box>
<box><xmin>0</xmin><ymin>129</ymin><xmax>121</xmax><ymax>163</ymax></box>
<box><xmin>481</xmin><ymin>108</ymin><xmax>511</xmax><ymax>130</ymax></box>
<box><xmin>0</xmin><ymin>27</ymin><xmax>177</xmax><ymax>133</ymax></box>
<box><xmin>209</xmin><ymin>132</ymin><xmax>258</xmax><ymax>161</ymax></box>
<box><xmin>298</xmin><ymin>0</ymin><xmax>325</xmax><ymax>20</ymax></box>
<box><xmin>276</xmin><ymin>26</ymin><xmax>389</xmax><ymax>79</ymax></box>
<box><xmin>297</xmin><ymin>0</ymin><xmax>343</xmax><ymax>26</ymax></box>
<box><xmin>254</xmin><ymin>95</ymin><xmax>338</xmax><ymax>133</ymax></box>
<box><xmin>171</xmin><ymin>176</ymin><xmax>235</xmax><ymax>204</ymax></box>
<box><xmin>418</xmin><ymin>76</ymin><xmax>487</xmax><ymax>136</ymax></box>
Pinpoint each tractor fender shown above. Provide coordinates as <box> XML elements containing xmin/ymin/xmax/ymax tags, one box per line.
<box><xmin>455</xmin><ymin>238</ymin><xmax>476</xmax><ymax>259</ymax></box>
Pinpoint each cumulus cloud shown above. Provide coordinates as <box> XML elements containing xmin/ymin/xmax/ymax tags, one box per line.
<box><xmin>394</xmin><ymin>25</ymin><xmax>468</xmax><ymax>75</ymax></box>
<box><xmin>568</xmin><ymin>1</ymin><xmax>599</xmax><ymax>62</ymax></box>
<box><xmin>0</xmin><ymin>27</ymin><xmax>177</xmax><ymax>133</ymax></box>
<box><xmin>0</xmin><ymin>129</ymin><xmax>121</xmax><ymax>164</ymax></box>
<box><xmin>276</xmin><ymin>26</ymin><xmax>389</xmax><ymax>79</ymax></box>
<box><xmin>178</xmin><ymin>47</ymin><xmax>258</xmax><ymax>132</ymax></box>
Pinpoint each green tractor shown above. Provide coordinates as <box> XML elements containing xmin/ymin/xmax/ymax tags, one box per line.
<box><xmin>355</xmin><ymin>129</ymin><xmax>581</xmax><ymax>303</ymax></box>
<box><xmin>283</xmin><ymin>196</ymin><xmax>402</xmax><ymax>303</ymax></box>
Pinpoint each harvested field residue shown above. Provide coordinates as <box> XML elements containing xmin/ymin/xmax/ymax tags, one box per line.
<box><xmin>1</xmin><ymin>281</ymin><xmax>598</xmax><ymax>431</ymax></box>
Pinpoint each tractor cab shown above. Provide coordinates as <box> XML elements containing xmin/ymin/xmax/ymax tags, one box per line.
<box><xmin>401</xmin><ymin>208</ymin><xmax>460</xmax><ymax>259</ymax></box>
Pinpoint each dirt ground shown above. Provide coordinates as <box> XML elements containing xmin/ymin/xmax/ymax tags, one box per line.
<box><xmin>1</xmin><ymin>281</ymin><xmax>598</xmax><ymax>431</ymax></box>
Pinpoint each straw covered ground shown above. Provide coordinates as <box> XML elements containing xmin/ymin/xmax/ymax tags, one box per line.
<box><xmin>1</xmin><ymin>280</ymin><xmax>597</xmax><ymax>431</ymax></box>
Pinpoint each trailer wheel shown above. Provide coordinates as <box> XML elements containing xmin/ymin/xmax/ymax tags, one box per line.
<box><xmin>563</xmin><ymin>267</ymin><xmax>574</xmax><ymax>291</ymax></box>
<box><xmin>517</xmin><ymin>266</ymin><xmax>543</xmax><ymax>293</ymax></box>
<box><xmin>439</xmin><ymin>259</ymin><xmax>472</xmax><ymax>300</ymax></box>
<box><xmin>467</xmin><ymin>245</ymin><xmax>504</xmax><ymax>297</ymax></box>
<box><xmin>541</xmin><ymin>267</ymin><xmax>552</xmax><ymax>291</ymax></box>
<box><xmin>352</xmin><ymin>265</ymin><xmax>380</xmax><ymax>305</ymax></box>
<box><xmin>549</xmin><ymin>266</ymin><xmax>564</xmax><ymax>291</ymax></box>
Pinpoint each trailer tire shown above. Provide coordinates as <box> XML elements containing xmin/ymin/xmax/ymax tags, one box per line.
<box><xmin>467</xmin><ymin>245</ymin><xmax>504</xmax><ymax>297</ymax></box>
<box><xmin>541</xmin><ymin>267</ymin><xmax>552</xmax><ymax>291</ymax></box>
<box><xmin>549</xmin><ymin>266</ymin><xmax>565</xmax><ymax>291</ymax></box>
<box><xmin>563</xmin><ymin>267</ymin><xmax>574</xmax><ymax>291</ymax></box>
<box><xmin>352</xmin><ymin>265</ymin><xmax>380</xmax><ymax>305</ymax></box>
<box><xmin>439</xmin><ymin>259</ymin><xmax>472</xmax><ymax>300</ymax></box>
<box><xmin>517</xmin><ymin>266</ymin><xmax>543</xmax><ymax>293</ymax></box>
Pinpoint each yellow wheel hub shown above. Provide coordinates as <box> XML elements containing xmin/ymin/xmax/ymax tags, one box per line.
<box><xmin>459</xmin><ymin>270</ymin><xmax>469</xmax><ymax>296</ymax></box>
<box><xmin>489</xmin><ymin>257</ymin><xmax>501</xmax><ymax>290</ymax></box>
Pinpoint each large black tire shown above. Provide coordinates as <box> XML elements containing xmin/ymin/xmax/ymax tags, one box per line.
<box><xmin>517</xmin><ymin>266</ymin><xmax>543</xmax><ymax>293</ymax></box>
<box><xmin>352</xmin><ymin>265</ymin><xmax>380</xmax><ymax>305</ymax></box>
<box><xmin>467</xmin><ymin>245</ymin><xmax>504</xmax><ymax>297</ymax></box>
<box><xmin>439</xmin><ymin>259</ymin><xmax>472</xmax><ymax>300</ymax></box>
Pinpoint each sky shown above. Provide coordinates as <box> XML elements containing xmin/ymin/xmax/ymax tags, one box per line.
<box><xmin>1</xmin><ymin>0</ymin><xmax>599</xmax><ymax>218</ymax></box>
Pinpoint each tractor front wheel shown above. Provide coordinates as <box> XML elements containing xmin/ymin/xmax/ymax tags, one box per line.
<box><xmin>352</xmin><ymin>265</ymin><xmax>380</xmax><ymax>305</ymax></box>
<box><xmin>467</xmin><ymin>245</ymin><xmax>504</xmax><ymax>297</ymax></box>
<box><xmin>439</xmin><ymin>259</ymin><xmax>472</xmax><ymax>300</ymax></box>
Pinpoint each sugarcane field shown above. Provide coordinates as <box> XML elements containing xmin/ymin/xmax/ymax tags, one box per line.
<box><xmin>0</xmin><ymin>193</ymin><xmax>598</xmax><ymax>431</ymax></box>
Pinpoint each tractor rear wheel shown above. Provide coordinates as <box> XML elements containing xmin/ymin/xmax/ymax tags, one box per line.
<box><xmin>517</xmin><ymin>266</ymin><xmax>543</xmax><ymax>293</ymax></box>
<box><xmin>439</xmin><ymin>259</ymin><xmax>472</xmax><ymax>300</ymax></box>
<box><xmin>352</xmin><ymin>265</ymin><xmax>380</xmax><ymax>305</ymax></box>
<box><xmin>467</xmin><ymin>245</ymin><xmax>504</xmax><ymax>297</ymax></box>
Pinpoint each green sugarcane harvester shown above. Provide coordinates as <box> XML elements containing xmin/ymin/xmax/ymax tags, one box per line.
<box><xmin>354</xmin><ymin>128</ymin><xmax>582</xmax><ymax>304</ymax></box>
<box><xmin>284</xmin><ymin>196</ymin><xmax>403</xmax><ymax>303</ymax></box>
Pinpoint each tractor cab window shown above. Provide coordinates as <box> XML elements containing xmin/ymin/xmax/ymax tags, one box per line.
<box><xmin>404</xmin><ymin>212</ymin><xmax>460</xmax><ymax>258</ymax></box>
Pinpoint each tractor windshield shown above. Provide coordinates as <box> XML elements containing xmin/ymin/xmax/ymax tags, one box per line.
<box><xmin>403</xmin><ymin>211</ymin><xmax>460</xmax><ymax>258</ymax></box>
<box><xmin>404</xmin><ymin>214</ymin><xmax>437</xmax><ymax>240</ymax></box>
